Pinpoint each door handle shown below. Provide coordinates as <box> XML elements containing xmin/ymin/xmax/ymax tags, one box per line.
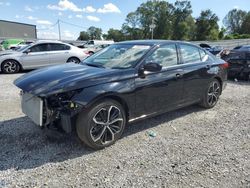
<box><xmin>206</xmin><ymin>64</ymin><xmax>211</xmax><ymax>69</ymax></box>
<box><xmin>175</xmin><ymin>73</ymin><xmax>183</xmax><ymax>79</ymax></box>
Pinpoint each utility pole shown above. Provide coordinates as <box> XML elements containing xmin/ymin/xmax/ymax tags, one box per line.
<box><xmin>57</xmin><ymin>19</ymin><xmax>61</xmax><ymax>40</ymax></box>
<box><xmin>149</xmin><ymin>17</ymin><xmax>156</xmax><ymax>40</ymax></box>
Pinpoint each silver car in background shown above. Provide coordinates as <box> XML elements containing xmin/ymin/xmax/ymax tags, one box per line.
<box><xmin>0</xmin><ymin>40</ymin><xmax>88</xmax><ymax>73</ymax></box>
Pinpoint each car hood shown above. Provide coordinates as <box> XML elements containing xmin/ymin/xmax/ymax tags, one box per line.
<box><xmin>14</xmin><ymin>63</ymin><xmax>130</xmax><ymax>97</ymax></box>
<box><xmin>0</xmin><ymin>50</ymin><xmax>20</xmax><ymax>56</ymax></box>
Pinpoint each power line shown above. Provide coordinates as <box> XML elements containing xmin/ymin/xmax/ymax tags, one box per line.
<box><xmin>37</xmin><ymin>18</ymin><xmax>108</xmax><ymax>40</ymax></box>
<box><xmin>59</xmin><ymin>19</ymin><xmax>108</xmax><ymax>32</ymax></box>
<box><xmin>59</xmin><ymin>19</ymin><xmax>88</xmax><ymax>30</ymax></box>
<box><xmin>36</xmin><ymin>21</ymin><xmax>58</xmax><ymax>31</ymax></box>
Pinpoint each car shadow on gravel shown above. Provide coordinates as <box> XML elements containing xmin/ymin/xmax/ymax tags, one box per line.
<box><xmin>0</xmin><ymin>105</ymin><xmax>204</xmax><ymax>171</ymax></box>
<box><xmin>125</xmin><ymin>105</ymin><xmax>204</xmax><ymax>138</ymax></box>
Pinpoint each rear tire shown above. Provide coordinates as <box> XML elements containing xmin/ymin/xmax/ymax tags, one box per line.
<box><xmin>67</xmin><ymin>57</ymin><xmax>80</xmax><ymax>64</ymax></box>
<box><xmin>200</xmin><ymin>79</ymin><xmax>221</xmax><ymax>109</ymax></box>
<box><xmin>1</xmin><ymin>60</ymin><xmax>20</xmax><ymax>74</ymax></box>
<box><xmin>76</xmin><ymin>99</ymin><xmax>126</xmax><ymax>150</ymax></box>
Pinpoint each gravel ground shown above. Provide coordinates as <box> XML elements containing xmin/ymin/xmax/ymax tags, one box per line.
<box><xmin>0</xmin><ymin>73</ymin><xmax>250</xmax><ymax>188</ymax></box>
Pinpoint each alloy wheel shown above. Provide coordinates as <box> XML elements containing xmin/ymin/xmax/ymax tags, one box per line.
<box><xmin>67</xmin><ymin>58</ymin><xmax>80</xmax><ymax>64</ymax></box>
<box><xmin>90</xmin><ymin>105</ymin><xmax>124</xmax><ymax>145</ymax></box>
<box><xmin>3</xmin><ymin>61</ymin><xmax>18</xmax><ymax>73</ymax></box>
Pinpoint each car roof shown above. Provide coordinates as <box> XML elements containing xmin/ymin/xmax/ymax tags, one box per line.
<box><xmin>34</xmin><ymin>40</ymin><xmax>65</xmax><ymax>44</ymax></box>
<box><xmin>117</xmin><ymin>40</ymin><xmax>196</xmax><ymax>46</ymax></box>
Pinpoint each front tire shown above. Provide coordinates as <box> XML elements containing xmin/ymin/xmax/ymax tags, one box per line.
<box><xmin>200</xmin><ymin>79</ymin><xmax>221</xmax><ymax>109</ymax></box>
<box><xmin>76</xmin><ymin>99</ymin><xmax>126</xmax><ymax>150</ymax></box>
<box><xmin>1</xmin><ymin>60</ymin><xmax>20</xmax><ymax>74</ymax></box>
<box><xmin>67</xmin><ymin>57</ymin><xmax>80</xmax><ymax>64</ymax></box>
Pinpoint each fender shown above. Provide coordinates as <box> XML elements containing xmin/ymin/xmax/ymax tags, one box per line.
<box><xmin>72</xmin><ymin>78</ymin><xmax>137</xmax><ymax>119</ymax></box>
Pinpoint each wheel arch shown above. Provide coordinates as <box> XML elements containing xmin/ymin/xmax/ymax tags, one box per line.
<box><xmin>78</xmin><ymin>93</ymin><xmax>130</xmax><ymax>122</ymax></box>
<box><xmin>213</xmin><ymin>76</ymin><xmax>223</xmax><ymax>94</ymax></box>
<box><xmin>67</xmin><ymin>56</ymin><xmax>80</xmax><ymax>63</ymax></box>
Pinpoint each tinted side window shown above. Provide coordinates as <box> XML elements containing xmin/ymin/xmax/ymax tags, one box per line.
<box><xmin>30</xmin><ymin>44</ymin><xmax>50</xmax><ymax>52</ymax></box>
<box><xmin>50</xmin><ymin>43</ymin><xmax>69</xmax><ymax>51</ymax></box>
<box><xmin>65</xmin><ymin>45</ymin><xmax>70</xmax><ymax>50</ymax></box>
<box><xmin>146</xmin><ymin>44</ymin><xmax>178</xmax><ymax>67</ymax></box>
<box><xmin>180</xmin><ymin>45</ymin><xmax>201</xmax><ymax>63</ymax></box>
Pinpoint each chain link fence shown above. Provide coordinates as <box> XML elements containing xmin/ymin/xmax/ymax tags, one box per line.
<box><xmin>1</xmin><ymin>37</ymin><xmax>250</xmax><ymax>50</ymax></box>
<box><xmin>192</xmin><ymin>39</ymin><xmax>250</xmax><ymax>49</ymax></box>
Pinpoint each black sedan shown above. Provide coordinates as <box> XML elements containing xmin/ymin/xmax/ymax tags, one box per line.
<box><xmin>14</xmin><ymin>40</ymin><xmax>228</xmax><ymax>149</ymax></box>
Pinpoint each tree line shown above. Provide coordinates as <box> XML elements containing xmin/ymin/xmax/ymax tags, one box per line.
<box><xmin>78</xmin><ymin>0</ymin><xmax>250</xmax><ymax>42</ymax></box>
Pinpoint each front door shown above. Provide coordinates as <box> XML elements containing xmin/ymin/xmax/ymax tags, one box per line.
<box><xmin>20</xmin><ymin>43</ymin><xmax>51</xmax><ymax>69</ymax></box>
<box><xmin>135</xmin><ymin>44</ymin><xmax>184</xmax><ymax>117</ymax></box>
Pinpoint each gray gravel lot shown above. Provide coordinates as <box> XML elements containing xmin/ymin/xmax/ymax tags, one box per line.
<box><xmin>0</xmin><ymin>73</ymin><xmax>250</xmax><ymax>188</ymax></box>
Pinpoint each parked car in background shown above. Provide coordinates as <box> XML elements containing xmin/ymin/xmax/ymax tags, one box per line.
<box><xmin>0</xmin><ymin>38</ymin><xmax>24</xmax><ymax>50</ymax></box>
<box><xmin>221</xmin><ymin>47</ymin><xmax>250</xmax><ymax>80</ymax></box>
<box><xmin>14</xmin><ymin>40</ymin><xmax>228</xmax><ymax>149</ymax></box>
<box><xmin>0</xmin><ymin>40</ymin><xmax>88</xmax><ymax>73</ymax></box>
<box><xmin>82</xmin><ymin>44</ymin><xmax>110</xmax><ymax>56</ymax></box>
<box><xmin>233</xmin><ymin>45</ymin><xmax>250</xmax><ymax>51</ymax></box>
<box><xmin>78</xmin><ymin>40</ymin><xmax>114</xmax><ymax>49</ymax></box>
<box><xmin>199</xmin><ymin>43</ymin><xmax>224</xmax><ymax>56</ymax></box>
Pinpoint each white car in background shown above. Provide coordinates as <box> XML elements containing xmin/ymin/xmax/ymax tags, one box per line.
<box><xmin>0</xmin><ymin>40</ymin><xmax>88</xmax><ymax>73</ymax></box>
<box><xmin>82</xmin><ymin>44</ymin><xmax>111</xmax><ymax>56</ymax></box>
<box><xmin>78</xmin><ymin>40</ymin><xmax>114</xmax><ymax>55</ymax></box>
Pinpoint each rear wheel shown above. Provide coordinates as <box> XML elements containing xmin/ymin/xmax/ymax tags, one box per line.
<box><xmin>76</xmin><ymin>99</ymin><xmax>126</xmax><ymax>150</ymax></box>
<box><xmin>1</xmin><ymin>60</ymin><xmax>20</xmax><ymax>73</ymax></box>
<box><xmin>67</xmin><ymin>57</ymin><xmax>80</xmax><ymax>64</ymax></box>
<box><xmin>200</xmin><ymin>79</ymin><xmax>221</xmax><ymax>109</ymax></box>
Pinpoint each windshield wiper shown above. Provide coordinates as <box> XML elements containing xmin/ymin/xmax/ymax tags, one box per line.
<box><xmin>84</xmin><ymin>63</ymin><xmax>105</xmax><ymax>68</ymax></box>
<box><xmin>111</xmin><ymin>66</ymin><xmax>128</xmax><ymax>69</ymax></box>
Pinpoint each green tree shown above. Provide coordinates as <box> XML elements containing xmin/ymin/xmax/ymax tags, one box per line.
<box><xmin>123</xmin><ymin>1</ymin><xmax>174</xmax><ymax>39</ymax></box>
<box><xmin>195</xmin><ymin>10</ymin><xmax>219</xmax><ymax>40</ymax></box>
<box><xmin>218</xmin><ymin>27</ymin><xmax>226</xmax><ymax>39</ymax></box>
<box><xmin>172</xmin><ymin>1</ymin><xmax>195</xmax><ymax>40</ymax></box>
<box><xmin>87</xmin><ymin>26</ymin><xmax>102</xmax><ymax>40</ymax></box>
<box><xmin>122</xmin><ymin>12</ymin><xmax>144</xmax><ymax>40</ymax></box>
<box><xmin>223</xmin><ymin>9</ymin><xmax>247</xmax><ymax>34</ymax></box>
<box><xmin>77</xmin><ymin>31</ymin><xmax>89</xmax><ymax>41</ymax></box>
<box><xmin>106</xmin><ymin>28</ymin><xmax>124</xmax><ymax>42</ymax></box>
<box><xmin>241</xmin><ymin>12</ymin><xmax>250</xmax><ymax>34</ymax></box>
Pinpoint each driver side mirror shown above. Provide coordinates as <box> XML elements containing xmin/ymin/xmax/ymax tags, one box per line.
<box><xmin>143</xmin><ymin>62</ymin><xmax>162</xmax><ymax>72</ymax></box>
<box><xmin>24</xmin><ymin>49</ymin><xmax>31</xmax><ymax>54</ymax></box>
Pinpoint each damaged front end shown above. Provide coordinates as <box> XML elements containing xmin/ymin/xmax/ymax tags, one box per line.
<box><xmin>21</xmin><ymin>89</ymin><xmax>83</xmax><ymax>133</ymax></box>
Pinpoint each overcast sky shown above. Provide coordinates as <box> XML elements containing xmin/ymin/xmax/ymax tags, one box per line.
<box><xmin>0</xmin><ymin>0</ymin><xmax>249</xmax><ymax>40</ymax></box>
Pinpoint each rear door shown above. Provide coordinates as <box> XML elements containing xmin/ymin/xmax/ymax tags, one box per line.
<box><xmin>48</xmin><ymin>43</ymin><xmax>71</xmax><ymax>65</ymax></box>
<box><xmin>178</xmin><ymin>44</ymin><xmax>212</xmax><ymax>104</ymax></box>
<box><xmin>135</xmin><ymin>44</ymin><xmax>184</xmax><ymax>117</ymax></box>
<box><xmin>20</xmin><ymin>43</ymin><xmax>51</xmax><ymax>69</ymax></box>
